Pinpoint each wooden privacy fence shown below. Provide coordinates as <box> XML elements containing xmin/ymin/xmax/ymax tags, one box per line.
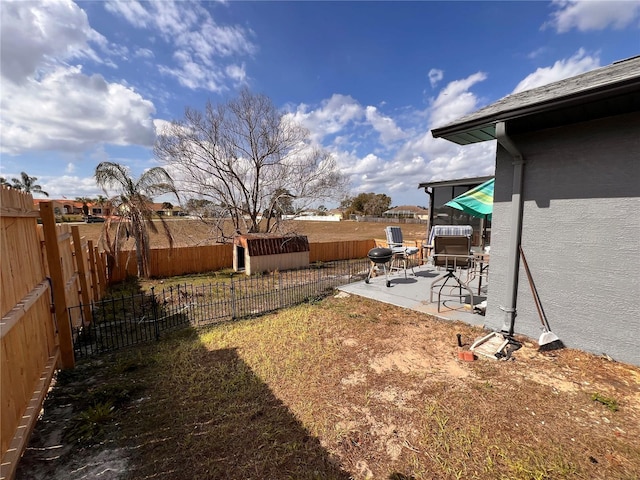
<box><xmin>309</xmin><ymin>239</ymin><xmax>374</xmax><ymax>263</ymax></box>
<box><xmin>1</xmin><ymin>192</ymin><xmax>106</xmax><ymax>480</ymax></box>
<box><xmin>107</xmin><ymin>239</ymin><xmax>377</xmax><ymax>283</ymax></box>
<box><xmin>107</xmin><ymin>244</ymin><xmax>234</xmax><ymax>283</ymax></box>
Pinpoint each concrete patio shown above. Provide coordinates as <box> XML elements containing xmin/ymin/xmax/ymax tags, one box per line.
<box><xmin>339</xmin><ymin>261</ymin><xmax>490</xmax><ymax>328</ymax></box>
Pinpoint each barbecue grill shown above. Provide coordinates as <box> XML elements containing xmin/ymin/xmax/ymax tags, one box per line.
<box><xmin>365</xmin><ymin>247</ymin><xmax>393</xmax><ymax>287</ymax></box>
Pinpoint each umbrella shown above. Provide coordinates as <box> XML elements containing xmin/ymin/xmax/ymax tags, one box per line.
<box><xmin>445</xmin><ymin>178</ymin><xmax>494</xmax><ymax>248</ymax></box>
<box><xmin>445</xmin><ymin>178</ymin><xmax>494</xmax><ymax>219</ymax></box>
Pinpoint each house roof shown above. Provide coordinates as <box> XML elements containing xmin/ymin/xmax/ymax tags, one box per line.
<box><xmin>384</xmin><ymin>205</ymin><xmax>429</xmax><ymax>215</ymax></box>
<box><xmin>149</xmin><ymin>202</ymin><xmax>182</xmax><ymax>210</ymax></box>
<box><xmin>431</xmin><ymin>55</ymin><xmax>640</xmax><ymax>145</ymax></box>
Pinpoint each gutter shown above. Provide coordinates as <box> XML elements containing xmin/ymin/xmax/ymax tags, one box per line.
<box><xmin>495</xmin><ymin>121</ymin><xmax>525</xmax><ymax>336</ymax></box>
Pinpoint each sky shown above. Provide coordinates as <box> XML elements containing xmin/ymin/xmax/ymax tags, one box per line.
<box><xmin>1</xmin><ymin>0</ymin><xmax>639</xmax><ymax>208</ymax></box>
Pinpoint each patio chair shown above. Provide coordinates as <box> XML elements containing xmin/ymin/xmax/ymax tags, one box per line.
<box><xmin>385</xmin><ymin>226</ymin><xmax>420</xmax><ymax>278</ymax></box>
<box><xmin>429</xmin><ymin>235</ymin><xmax>475</xmax><ymax>312</ymax></box>
<box><xmin>423</xmin><ymin>225</ymin><xmax>473</xmax><ymax>263</ymax></box>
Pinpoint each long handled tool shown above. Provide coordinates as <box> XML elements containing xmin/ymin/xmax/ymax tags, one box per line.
<box><xmin>519</xmin><ymin>246</ymin><xmax>564</xmax><ymax>350</ymax></box>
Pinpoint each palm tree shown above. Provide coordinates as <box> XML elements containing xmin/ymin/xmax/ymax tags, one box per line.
<box><xmin>94</xmin><ymin>162</ymin><xmax>179</xmax><ymax>278</ymax></box>
<box><xmin>10</xmin><ymin>172</ymin><xmax>49</xmax><ymax>197</ymax></box>
<box><xmin>76</xmin><ymin>196</ymin><xmax>93</xmax><ymax>216</ymax></box>
<box><xmin>0</xmin><ymin>177</ymin><xmax>12</xmax><ymax>187</ymax></box>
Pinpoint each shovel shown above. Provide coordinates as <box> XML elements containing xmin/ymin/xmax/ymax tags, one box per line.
<box><xmin>519</xmin><ymin>246</ymin><xmax>563</xmax><ymax>350</ymax></box>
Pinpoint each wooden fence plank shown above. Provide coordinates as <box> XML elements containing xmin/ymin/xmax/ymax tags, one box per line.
<box><xmin>0</xmin><ymin>349</ymin><xmax>59</xmax><ymax>480</ymax></box>
<box><xmin>71</xmin><ymin>227</ymin><xmax>92</xmax><ymax>326</ymax></box>
<box><xmin>38</xmin><ymin>202</ymin><xmax>74</xmax><ymax>369</ymax></box>
<box><xmin>87</xmin><ymin>241</ymin><xmax>99</xmax><ymax>303</ymax></box>
<box><xmin>94</xmin><ymin>246</ymin><xmax>107</xmax><ymax>295</ymax></box>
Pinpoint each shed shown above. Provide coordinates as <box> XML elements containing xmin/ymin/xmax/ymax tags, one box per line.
<box><xmin>233</xmin><ymin>234</ymin><xmax>310</xmax><ymax>275</ymax></box>
<box><xmin>430</xmin><ymin>55</ymin><xmax>640</xmax><ymax>365</ymax></box>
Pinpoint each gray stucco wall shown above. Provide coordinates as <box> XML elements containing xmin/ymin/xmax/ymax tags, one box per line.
<box><xmin>484</xmin><ymin>111</ymin><xmax>640</xmax><ymax>366</ymax></box>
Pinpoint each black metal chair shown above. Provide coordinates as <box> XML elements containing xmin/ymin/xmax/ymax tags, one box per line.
<box><xmin>429</xmin><ymin>235</ymin><xmax>474</xmax><ymax>311</ymax></box>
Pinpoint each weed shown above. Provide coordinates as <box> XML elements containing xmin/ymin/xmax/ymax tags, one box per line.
<box><xmin>65</xmin><ymin>402</ymin><xmax>115</xmax><ymax>443</ymax></box>
<box><xmin>591</xmin><ymin>392</ymin><xmax>619</xmax><ymax>412</ymax></box>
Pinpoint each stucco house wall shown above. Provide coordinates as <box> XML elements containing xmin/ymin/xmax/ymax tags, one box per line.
<box><xmin>484</xmin><ymin>111</ymin><xmax>640</xmax><ymax>365</ymax></box>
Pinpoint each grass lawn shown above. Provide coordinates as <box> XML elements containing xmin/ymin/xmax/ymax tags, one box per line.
<box><xmin>16</xmin><ymin>294</ymin><xmax>640</xmax><ymax>480</ymax></box>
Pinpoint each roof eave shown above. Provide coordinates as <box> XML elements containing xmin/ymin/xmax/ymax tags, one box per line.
<box><xmin>431</xmin><ymin>77</ymin><xmax>640</xmax><ymax>145</ymax></box>
<box><xmin>418</xmin><ymin>175</ymin><xmax>494</xmax><ymax>190</ymax></box>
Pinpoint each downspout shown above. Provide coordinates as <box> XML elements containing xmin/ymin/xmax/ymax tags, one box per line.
<box><xmin>495</xmin><ymin>122</ymin><xmax>525</xmax><ymax>336</ymax></box>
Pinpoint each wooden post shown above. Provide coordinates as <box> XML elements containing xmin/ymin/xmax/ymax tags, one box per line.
<box><xmin>95</xmin><ymin>246</ymin><xmax>107</xmax><ymax>296</ymax></box>
<box><xmin>87</xmin><ymin>240</ymin><xmax>99</xmax><ymax>302</ymax></box>
<box><xmin>71</xmin><ymin>226</ymin><xmax>93</xmax><ymax>326</ymax></box>
<box><xmin>39</xmin><ymin>202</ymin><xmax>75</xmax><ymax>369</ymax></box>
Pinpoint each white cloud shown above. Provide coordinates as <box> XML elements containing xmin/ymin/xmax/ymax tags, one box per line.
<box><xmin>428</xmin><ymin>69</ymin><xmax>444</xmax><ymax>88</ymax></box>
<box><xmin>1</xmin><ymin>65</ymin><xmax>156</xmax><ymax>154</ymax></box>
<box><xmin>429</xmin><ymin>72</ymin><xmax>488</xmax><ymax>129</ymax></box>
<box><xmin>287</xmin><ymin>94</ymin><xmax>364</xmax><ymax>142</ymax></box>
<box><xmin>225</xmin><ymin>63</ymin><xmax>247</xmax><ymax>83</ymax></box>
<box><xmin>545</xmin><ymin>0</ymin><xmax>640</xmax><ymax>32</ymax></box>
<box><xmin>104</xmin><ymin>1</ymin><xmax>152</xmax><ymax>29</ymax></box>
<box><xmin>134</xmin><ymin>48</ymin><xmax>154</xmax><ymax>59</ymax></box>
<box><xmin>66</xmin><ymin>163</ymin><xmax>76</xmax><ymax>174</ymax></box>
<box><xmin>105</xmin><ymin>0</ymin><xmax>256</xmax><ymax>92</ymax></box>
<box><xmin>512</xmin><ymin>49</ymin><xmax>600</xmax><ymax>93</ymax></box>
<box><xmin>527</xmin><ymin>47</ymin><xmax>547</xmax><ymax>60</ymax></box>
<box><xmin>287</xmin><ymin>94</ymin><xmax>407</xmax><ymax>149</ymax></box>
<box><xmin>281</xmin><ymin>69</ymin><xmax>501</xmax><ymax>205</ymax></box>
<box><xmin>0</xmin><ymin>0</ymin><xmax>101</xmax><ymax>83</ymax></box>
<box><xmin>364</xmin><ymin>107</ymin><xmax>407</xmax><ymax>145</ymax></box>
<box><xmin>41</xmin><ymin>174</ymin><xmax>104</xmax><ymax>198</ymax></box>
<box><xmin>0</xmin><ymin>0</ymin><xmax>156</xmax><ymax>155</ymax></box>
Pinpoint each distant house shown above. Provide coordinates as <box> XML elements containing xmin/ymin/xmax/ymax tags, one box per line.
<box><xmin>89</xmin><ymin>202</ymin><xmax>112</xmax><ymax>217</ymax></box>
<box><xmin>383</xmin><ymin>205</ymin><xmax>429</xmax><ymax>220</ymax></box>
<box><xmin>150</xmin><ymin>203</ymin><xmax>184</xmax><ymax>216</ymax></box>
<box><xmin>430</xmin><ymin>56</ymin><xmax>640</xmax><ymax>365</ymax></box>
<box><xmin>33</xmin><ymin>199</ymin><xmax>66</xmax><ymax>215</ymax></box>
<box><xmin>32</xmin><ymin>199</ymin><xmax>112</xmax><ymax>218</ymax></box>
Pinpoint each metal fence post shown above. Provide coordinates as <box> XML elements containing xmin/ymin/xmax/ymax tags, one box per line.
<box><xmin>230</xmin><ymin>276</ymin><xmax>237</xmax><ymax>320</ymax></box>
<box><xmin>151</xmin><ymin>286</ymin><xmax>160</xmax><ymax>340</ymax></box>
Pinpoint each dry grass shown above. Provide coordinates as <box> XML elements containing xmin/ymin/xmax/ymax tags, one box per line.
<box><xmin>17</xmin><ymin>294</ymin><xmax>640</xmax><ymax>480</ymax></box>
<box><xmin>76</xmin><ymin>218</ymin><xmax>428</xmax><ymax>249</ymax></box>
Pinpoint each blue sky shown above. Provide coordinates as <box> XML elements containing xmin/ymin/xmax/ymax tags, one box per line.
<box><xmin>1</xmin><ymin>0</ymin><xmax>639</xmax><ymax>208</ymax></box>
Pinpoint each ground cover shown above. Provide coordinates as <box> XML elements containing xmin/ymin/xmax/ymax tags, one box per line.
<box><xmin>16</xmin><ymin>294</ymin><xmax>640</xmax><ymax>479</ymax></box>
<box><xmin>77</xmin><ymin>218</ymin><xmax>428</xmax><ymax>248</ymax></box>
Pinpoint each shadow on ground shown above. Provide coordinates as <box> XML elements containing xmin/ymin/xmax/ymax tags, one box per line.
<box><xmin>121</xmin><ymin>344</ymin><xmax>351</xmax><ymax>479</ymax></box>
<box><xmin>16</xmin><ymin>331</ymin><xmax>351</xmax><ymax>480</ymax></box>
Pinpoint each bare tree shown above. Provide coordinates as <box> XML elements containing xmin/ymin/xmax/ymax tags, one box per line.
<box><xmin>154</xmin><ymin>89</ymin><xmax>347</xmax><ymax>239</ymax></box>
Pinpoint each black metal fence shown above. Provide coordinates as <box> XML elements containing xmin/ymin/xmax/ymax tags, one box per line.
<box><xmin>69</xmin><ymin>259</ymin><xmax>370</xmax><ymax>358</ymax></box>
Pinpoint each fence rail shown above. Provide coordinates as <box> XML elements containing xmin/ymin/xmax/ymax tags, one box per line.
<box><xmin>70</xmin><ymin>259</ymin><xmax>370</xmax><ymax>358</ymax></box>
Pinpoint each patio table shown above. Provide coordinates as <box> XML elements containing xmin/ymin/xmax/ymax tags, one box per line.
<box><xmin>471</xmin><ymin>253</ymin><xmax>489</xmax><ymax>295</ymax></box>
